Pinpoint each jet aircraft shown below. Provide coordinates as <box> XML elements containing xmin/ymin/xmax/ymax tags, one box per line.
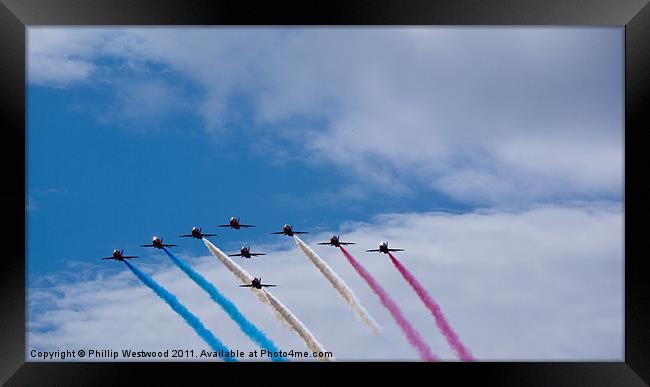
<box><xmin>101</xmin><ymin>249</ymin><xmax>137</xmax><ymax>261</ymax></box>
<box><xmin>218</xmin><ymin>217</ymin><xmax>255</xmax><ymax>230</ymax></box>
<box><xmin>270</xmin><ymin>224</ymin><xmax>308</xmax><ymax>236</ymax></box>
<box><xmin>179</xmin><ymin>226</ymin><xmax>216</xmax><ymax>239</ymax></box>
<box><xmin>239</xmin><ymin>277</ymin><xmax>276</xmax><ymax>289</ymax></box>
<box><xmin>141</xmin><ymin>236</ymin><xmax>178</xmax><ymax>249</ymax></box>
<box><xmin>317</xmin><ymin>235</ymin><xmax>355</xmax><ymax>247</ymax></box>
<box><xmin>366</xmin><ymin>241</ymin><xmax>405</xmax><ymax>254</ymax></box>
<box><xmin>228</xmin><ymin>246</ymin><xmax>266</xmax><ymax>259</ymax></box>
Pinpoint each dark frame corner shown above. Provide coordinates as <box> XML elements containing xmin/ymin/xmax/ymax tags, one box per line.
<box><xmin>1</xmin><ymin>0</ymin><xmax>648</xmax><ymax>385</ymax></box>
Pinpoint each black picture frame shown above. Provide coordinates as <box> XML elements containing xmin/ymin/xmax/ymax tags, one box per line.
<box><xmin>2</xmin><ymin>0</ymin><xmax>648</xmax><ymax>384</ymax></box>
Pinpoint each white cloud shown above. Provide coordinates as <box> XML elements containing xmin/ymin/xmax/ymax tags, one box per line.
<box><xmin>27</xmin><ymin>27</ymin><xmax>623</xmax><ymax>204</ymax></box>
<box><xmin>28</xmin><ymin>203</ymin><xmax>623</xmax><ymax>361</ymax></box>
<box><xmin>27</xmin><ymin>29</ymin><xmax>109</xmax><ymax>86</ymax></box>
<box><xmin>97</xmin><ymin>78</ymin><xmax>189</xmax><ymax>133</ymax></box>
<box><xmin>28</xmin><ymin>55</ymin><xmax>95</xmax><ymax>87</ymax></box>
<box><xmin>26</xmin><ymin>196</ymin><xmax>37</xmax><ymax>211</ymax></box>
<box><xmin>26</xmin><ymin>188</ymin><xmax>66</xmax><ymax>212</ymax></box>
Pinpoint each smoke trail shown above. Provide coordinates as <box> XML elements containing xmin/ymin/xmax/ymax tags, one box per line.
<box><xmin>260</xmin><ymin>289</ymin><xmax>334</xmax><ymax>361</ymax></box>
<box><xmin>123</xmin><ymin>260</ymin><xmax>236</xmax><ymax>362</ymax></box>
<box><xmin>294</xmin><ymin>236</ymin><xmax>381</xmax><ymax>334</ymax></box>
<box><xmin>201</xmin><ymin>238</ymin><xmax>290</xmax><ymax>327</ymax></box>
<box><xmin>388</xmin><ymin>253</ymin><xmax>474</xmax><ymax>361</ymax></box>
<box><xmin>338</xmin><ymin>247</ymin><xmax>438</xmax><ymax>361</ymax></box>
<box><xmin>162</xmin><ymin>248</ymin><xmax>286</xmax><ymax>362</ymax></box>
<box><xmin>203</xmin><ymin>238</ymin><xmax>333</xmax><ymax>361</ymax></box>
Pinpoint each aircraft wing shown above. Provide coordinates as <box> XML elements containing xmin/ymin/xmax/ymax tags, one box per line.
<box><xmin>261</xmin><ymin>284</ymin><xmax>277</xmax><ymax>287</ymax></box>
<box><xmin>317</xmin><ymin>242</ymin><xmax>330</xmax><ymax>245</ymax></box>
<box><xmin>388</xmin><ymin>248</ymin><xmax>405</xmax><ymax>252</ymax></box>
<box><xmin>240</xmin><ymin>225</ymin><xmax>255</xmax><ymax>228</ymax></box>
<box><xmin>293</xmin><ymin>231</ymin><xmax>309</xmax><ymax>234</ymax></box>
<box><xmin>162</xmin><ymin>244</ymin><xmax>179</xmax><ymax>247</ymax></box>
<box><xmin>228</xmin><ymin>254</ymin><xmax>243</xmax><ymax>257</ymax></box>
<box><xmin>101</xmin><ymin>257</ymin><xmax>115</xmax><ymax>260</ymax></box>
<box><xmin>239</xmin><ymin>284</ymin><xmax>254</xmax><ymax>287</ymax></box>
<box><xmin>366</xmin><ymin>249</ymin><xmax>381</xmax><ymax>252</ymax></box>
<box><xmin>340</xmin><ymin>242</ymin><xmax>356</xmax><ymax>245</ymax></box>
<box><xmin>250</xmin><ymin>253</ymin><xmax>266</xmax><ymax>256</ymax></box>
<box><xmin>123</xmin><ymin>256</ymin><xmax>138</xmax><ymax>259</ymax></box>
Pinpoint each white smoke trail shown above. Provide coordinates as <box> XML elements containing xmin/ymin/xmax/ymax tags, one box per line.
<box><xmin>203</xmin><ymin>240</ymin><xmax>291</xmax><ymax>329</ymax></box>
<box><xmin>201</xmin><ymin>238</ymin><xmax>293</xmax><ymax>328</ymax></box>
<box><xmin>294</xmin><ymin>236</ymin><xmax>381</xmax><ymax>335</ymax></box>
<box><xmin>203</xmin><ymin>238</ymin><xmax>333</xmax><ymax>361</ymax></box>
<box><xmin>260</xmin><ymin>289</ymin><xmax>334</xmax><ymax>361</ymax></box>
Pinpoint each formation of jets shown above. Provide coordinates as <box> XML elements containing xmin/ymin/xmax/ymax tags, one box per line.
<box><xmin>103</xmin><ymin>216</ymin><xmax>407</xmax><ymax>288</ymax></box>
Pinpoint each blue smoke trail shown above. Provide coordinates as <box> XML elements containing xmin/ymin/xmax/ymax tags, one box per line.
<box><xmin>124</xmin><ymin>260</ymin><xmax>237</xmax><ymax>362</ymax></box>
<box><xmin>163</xmin><ymin>248</ymin><xmax>286</xmax><ymax>362</ymax></box>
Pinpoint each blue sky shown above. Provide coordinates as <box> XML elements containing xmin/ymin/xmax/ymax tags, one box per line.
<box><xmin>27</xmin><ymin>81</ymin><xmax>469</xmax><ymax>277</ymax></box>
<box><xmin>27</xmin><ymin>27</ymin><xmax>623</xmax><ymax>360</ymax></box>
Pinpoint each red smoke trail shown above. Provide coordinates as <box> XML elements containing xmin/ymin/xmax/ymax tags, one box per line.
<box><xmin>388</xmin><ymin>252</ymin><xmax>474</xmax><ymax>361</ymax></box>
<box><xmin>339</xmin><ymin>247</ymin><xmax>438</xmax><ymax>361</ymax></box>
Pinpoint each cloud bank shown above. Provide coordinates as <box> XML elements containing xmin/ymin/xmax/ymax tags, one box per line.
<box><xmin>27</xmin><ymin>27</ymin><xmax>623</xmax><ymax>205</ymax></box>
